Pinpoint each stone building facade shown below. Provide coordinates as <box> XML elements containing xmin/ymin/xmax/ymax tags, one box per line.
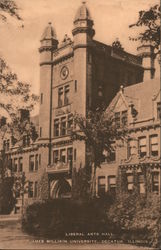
<box><xmin>0</xmin><ymin>2</ymin><xmax>159</xmax><ymax>212</ymax></box>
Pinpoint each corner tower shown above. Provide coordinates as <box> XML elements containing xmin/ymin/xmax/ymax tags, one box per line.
<box><xmin>72</xmin><ymin>1</ymin><xmax>95</xmax><ymax>115</ymax></box>
<box><xmin>39</xmin><ymin>22</ymin><xmax>58</xmax><ymax>142</ymax></box>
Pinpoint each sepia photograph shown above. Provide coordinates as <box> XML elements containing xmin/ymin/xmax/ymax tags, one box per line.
<box><xmin>0</xmin><ymin>0</ymin><xmax>160</xmax><ymax>249</ymax></box>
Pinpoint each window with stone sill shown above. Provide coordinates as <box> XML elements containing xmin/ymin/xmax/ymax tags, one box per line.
<box><xmin>152</xmin><ymin>172</ymin><xmax>159</xmax><ymax>194</ymax></box>
<box><xmin>127</xmin><ymin>139</ymin><xmax>136</xmax><ymax>158</ymax></box>
<box><xmin>150</xmin><ymin>135</ymin><xmax>158</xmax><ymax>157</ymax></box>
<box><xmin>29</xmin><ymin>155</ymin><xmax>35</xmax><ymax>172</ymax></box>
<box><xmin>108</xmin><ymin>175</ymin><xmax>116</xmax><ymax>194</ymax></box>
<box><xmin>60</xmin><ymin>117</ymin><xmax>66</xmax><ymax>136</ymax></box>
<box><xmin>54</xmin><ymin>119</ymin><xmax>59</xmax><ymax>137</ymax></box>
<box><xmin>138</xmin><ymin>137</ymin><xmax>147</xmax><ymax>158</ymax></box>
<box><xmin>114</xmin><ymin>110</ymin><xmax>128</xmax><ymax>128</ymax></box>
<box><xmin>98</xmin><ymin>176</ymin><xmax>106</xmax><ymax>197</ymax></box>
<box><xmin>54</xmin><ymin>115</ymin><xmax>73</xmax><ymax>138</ymax></box>
<box><xmin>127</xmin><ymin>174</ymin><xmax>134</xmax><ymax>192</ymax></box>
<box><xmin>60</xmin><ymin>149</ymin><xmax>66</xmax><ymax>163</ymax></box>
<box><xmin>138</xmin><ymin>173</ymin><xmax>145</xmax><ymax>194</ymax></box>
<box><xmin>157</xmin><ymin>102</ymin><xmax>161</xmax><ymax>120</ymax></box>
<box><xmin>18</xmin><ymin>157</ymin><xmax>23</xmax><ymax>172</ymax></box>
<box><xmin>22</xmin><ymin>135</ymin><xmax>30</xmax><ymax>147</ymax></box>
<box><xmin>53</xmin><ymin>150</ymin><xmax>59</xmax><ymax>164</ymax></box>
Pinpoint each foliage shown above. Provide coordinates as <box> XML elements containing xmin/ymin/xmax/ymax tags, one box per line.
<box><xmin>108</xmin><ymin>193</ymin><xmax>161</xmax><ymax>248</ymax></box>
<box><xmin>38</xmin><ymin>171</ymin><xmax>50</xmax><ymax>200</ymax></box>
<box><xmin>71</xmin><ymin>108</ymin><xmax>127</xmax><ymax>198</ymax></box>
<box><xmin>129</xmin><ymin>4</ymin><xmax>160</xmax><ymax>57</ymax></box>
<box><xmin>22</xmin><ymin>199</ymin><xmax>110</xmax><ymax>239</ymax></box>
<box><xmin>0</xmin><ymin>177</ymin><xmax>16</xmax><ymax>214</ymax></box>
<box><xmin>112</xmin><ymin>38</ymin><xmax>124</xmax><ymax>51</ymax></box>
<box><xmin>0</xmin><ymin>0</ymin><xmax>22</xmax><ymax>22</ymax></box>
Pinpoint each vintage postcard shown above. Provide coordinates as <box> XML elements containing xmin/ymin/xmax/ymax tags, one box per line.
<box><xmin>0</xmin><ymin>0</ymin><xmax>160</xmax><ymax>249</ymax></box>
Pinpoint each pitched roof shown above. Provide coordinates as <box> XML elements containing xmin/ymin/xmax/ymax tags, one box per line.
<box><xmin>107</xmin><ymin>78</ymin><xmax>160</xmax><ymax>121</ymax></box>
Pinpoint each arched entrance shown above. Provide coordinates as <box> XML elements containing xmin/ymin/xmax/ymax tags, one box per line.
<box><xmin>51</xmin><ymin>178</ymin><xmax>72</xmax><ymax>199</ymax></box>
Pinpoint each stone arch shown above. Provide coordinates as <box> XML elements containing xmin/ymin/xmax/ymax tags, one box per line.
<box><xmin>50</xmin><ymin>178</ymin><xmax>72</xmax><ymax>199</ymax></box>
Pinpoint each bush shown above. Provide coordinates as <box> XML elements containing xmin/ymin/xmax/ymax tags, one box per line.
<box><xmin>22</xmin><ymin>198</ymin><xmax>112</xmax><ymax>239</ymax></box>
<box><xmin>107</xmin><ymin>193</ymin><xmax>161</xmax><ymax>248</ymax></box>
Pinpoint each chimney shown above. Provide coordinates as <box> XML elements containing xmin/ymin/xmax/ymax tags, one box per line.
<box><xmin>137</xmin><ymin>44</ymin><xmax>155</xmax><ymax>81</ymax></box>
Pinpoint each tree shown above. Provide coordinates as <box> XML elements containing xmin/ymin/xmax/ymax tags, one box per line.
<box><xmin>129</xmin><ymin>4</ymin><xmax>160</xmax><ymax>59</ymax></box>
<box><xmin>0</xmin><ymin>0</ymin><xmax>22</xmax><ymax>22</ymax></box>
<box><xmin>71</xmin><ymin>108</ymin><xmax>127</xmax><ymax>199</ymax></box>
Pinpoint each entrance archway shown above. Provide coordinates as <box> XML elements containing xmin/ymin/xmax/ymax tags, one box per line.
<box><xmin>51</xmin><ymin>178</ymin><xmax>71</xmax><ymax>199</ymax></box>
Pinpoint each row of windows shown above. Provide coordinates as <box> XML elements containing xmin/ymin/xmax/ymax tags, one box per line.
<box><xmin>53</xmin><ymin>147</ymin><xmax>76</xmax><ymax>166</ymax></box>
<box><xmin>128</xmin><ymin>134</ymin><xmax>159</xmax><ymax>158</ymax></box>
<box><xmin>98</xmin><ymin>175</ymin><xmax>116</xmax><ymax>196</ymax></box>
<box><xmin>3</xmin><ymin>135</ymin><xmax>30</xmax><ymax>152</ymax></box>
<box><xmin>54</xmin><ymin>115</ymin><xmax>73</xmax><ymax>137</ymax></box>
<box><xmin>12</xmin><ymin>154</ymin><xmax>41</xmax><ymax>173</ymax></box>
<box><xmin>127</xmin><ymin>172</ymin><xmax>159</xmax><ymax>194</ymax></box>
<box><xmin>98</xmin><ymin>171</ymin><xmax>160</xmax><ymax>196</ymax></box>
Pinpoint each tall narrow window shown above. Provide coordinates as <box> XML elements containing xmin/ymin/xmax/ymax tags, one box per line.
<box><xmin>108</xmin><ymin>176</ymin><xmax>116</xmax><ymax>194</ymax></box>
<box><xmin>98</xmin><ymin>176</ymin><xmax>106</xmax><ymax>197</ymax></box>
<box><xmin>152</xmin><ymin>172</ymin><xmax>159</xmax><ymax>194</ymax></box>
<box><xmin>40</xmin><ymin>93</ymin><xmax>43</xmax><ymax>104</ymax></box>
<box><xmin>40</xmin><ymin>127</ymin><xmax>42</xmax><ymax>138</ymax></box>
<box><xmin>75</xmin><ymin>80</ymin><xmax>77</xmax><ymax>92</ymax></box>
<box><xmin>64</xmin><ymin>85</ymin><xmax>70</xmax><ymax>105</ymax></box>
<box><xmin>53</xmin><ymin>150</ymin><xmax>59</xmax><ymax>164</ymax></box>
<box><xmin>35</xmin><ymin>154</ymin><xmax>39</xmax><ymax>171</ymax></box>
<box><xmin>138</xmin><ymin>137</ymin><xmax>147</xmax><ymax>158</ymax></box>
<box><xmin>138</xmin><ymin>173</ymin><xmax>145</xmax><ymax>194</ymax></box>
<box><xmin>14</xmin><ymin>158</ymin><xmax>18</xmax><ymax>172</ymax></box>
<box><xmin>127</xmin><ymin>174</ymin><xmax>133</xmax><ymax>192</ymax></box>
<box><xmin>74</xmin><ymin>149</ymin><xmax>77</xmax><ymax>161</ymax></box>
<box><xmin>67</xmin><ymin>114</ymin><xmax>73</xmax><ymax>134</ymax></box>
<box><xmin>115</xmin><ymin>112</ymin><xmax>120</xmax><ymax>128</ymax></box>
<box><xmin>157</xmin><ymin>102</ymin><xmax>161</xmax><ymax>120</ymax></box>
<box><xmin>60</xmin><ymin>149</ymin><xmax>66</xmax><ymax>163</ymax></box>
<box><xmin>127</xmin><ymin>139</ymin><xmax>136</xmax><ymax>158</ymax></box>
<box><xmin>67</xmin><ymin>148</ymin><xmax>73</xmax><ymax>168</ymax></box>
<box><xmin>150</xmin><ymin>135</ymin><xmax>158</xmax><ymax>157</ymax></box>
<box><xmin>58</xmin><ymin>87</ymin><xmax>63</xmax><ymax>107</ymax></box>
<box><xmin>29</xmin><ymin>155</ymin><xmax>34</xmax><ymax>172</ymax></box>
<box><xmin>28</xmin><ymin>182</ymin><xmax>34</xmax><ymax>198</ymax></box>
<box><xmin>19</xmin><ymin>157</ymin><xmax>23</xmax><ymax>172</ymax></box>
<box><xmin>61</xmin><ymin>117</ymin><xmax>66</xmax><ymax>136</ymax></box>
<box><xmin>122</xmin><ymin>110</ymin><xmax>128</xmax><ymax>126</ymax></box>
<box><xmin>34</xmin><ymin>182</ymin><xmax>38</xmax><ymax>197</ymax></box>
<box><xmin>54</xmin><ymin>119</ymin><xmax>59</xmax><ymax>137</ymax></box>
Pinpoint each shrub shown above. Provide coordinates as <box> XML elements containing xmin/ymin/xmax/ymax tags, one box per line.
<box><xmin>22</xmin><ymin>198</ymin><xmax>111</xmax><ymax>239</ymax></box>
<box><xmin>107</xmin><ymin>192</ymin><xmax>161</xmax><ymax>248</ymax></box>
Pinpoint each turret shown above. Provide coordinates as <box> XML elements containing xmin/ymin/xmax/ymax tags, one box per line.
<box><xmin>137</xmin><ymin>44</ymin><xmax>155</xmax><ymax>81</ymax></box>
<box><xmin>39</xmin><ymin>22</ymin><xmax>58</xmax><ymax>142</ymax></box>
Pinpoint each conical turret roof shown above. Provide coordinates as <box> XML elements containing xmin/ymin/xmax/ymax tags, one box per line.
<box><xmin>74</xmin><ymin>1</ymin><xmax>92</xmax><ymax>22</ymax></box>
<box><xmin>41</xmin><ymin>22</ymin><xmax>57</xmax><ymax>41</ymax></box>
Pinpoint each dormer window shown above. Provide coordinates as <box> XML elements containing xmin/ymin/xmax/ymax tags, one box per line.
<box><xmin>115</xmin><ymin>110</ymin><xmax>128</xmax><ymax>128</ymax></box>
<box><xmin>23</xmin><ymin>135</ymin><xmax>30</xmax><ymax>147</ymax></box>
<box><xmin>157</xmin><ymin>102</ymin><xmax>161</xmax><ymax>120</ymax></box>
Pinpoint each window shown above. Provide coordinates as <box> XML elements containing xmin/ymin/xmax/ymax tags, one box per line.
<box><xmin>122</xmin><ymin>110</ymin><xmax>128</xmax><ymax>126</ymax></box>
<box><xmin>127</xmin><ymin>139</ymin><xmax>136</xmax><ymax>158</ymax></box>
<box><xmin>67</xmin><ymin>115</ymin><xmax>73</xmax><ymax>134</ymax></box>
<box><xmin>3</xmin><ymin>139</ymin><xmax>10</xmax><ymax>151</ymax></box>
<box><xmin>138</xmin><ymin>137</ymin><xmax>147</xmax><ymax>158</ymax></box>
<box><xmin>157</xmin><ymin>102</ymin><xmax>161</xmax><ymax>120</ymax></box>
<box><xmin>34</xmin><ymin>181</ymin><xmax>38</xmax><ymax>197</ymax></box>
<box><xmin>19</xmin><ymin>157</ymin><xmax>23</xmax><ymax>172</ymax></box>
<box><xmin>98</xmin><ymin>176</ymin><xmax>106</xmax><ymax>196</ymax></box>
<box><xmin>138</xmin><ymin>174</ymin><xmax>145</xmax><ymax>194</ymax></box>
<box><xmin>58</xmin><ymin>87</ymin><xmax>63</xmax><ymax>107</ymax></box>
<box><xmin>115</xmin><ymin>112</ymin><xmax>121</xmax><ymax>128</ymax></box>
<box><xmin>108</xmin><ymin>176</ymin><xmax>116</xmax><ymax>194</ymax></box>
<box><xmin>40</xmin><ymin>93</ymin><xmax>43</xmax><ymax>104</ymax></box>
<box><xmin>35</xmin><ymin>154</ymin><xmax>39</xmax><ymax>171</ymax></box>
<box><xmin>23</xmin><ymin>135</ymin><xmax>30</xmax><ymax>147</ymax></box>
<box><xmin>74</xmin><ymin>149</ymin><xmax>77</xmax><ymax>161</ymax></box>
<box><xmin>54</xmin><ymin>119</ymin><xmax>59</xmax><ymax>137</ymax></box>
<box><xmin>60</xmin><ymin>117</ymin><xmax>66</xmax><ymax>136</ymax></box>
<box><xmin>152</xmin><ymin>172</ymin><xmax>159</xmax><ymax>194</ymax></box>
<box><xmin>53</xmin><ymin>150</ymin><xmax>59</xmax><ymax>164</ymax></box>
<box><xmin>40</xmin><ymin>127</ymin><xmax>42</xmax><ymax>137</ymax></box>
<box><xmin>127</xmin><ymin>174</ymin><xmax>133</xmax><ymax>191</ymax></box>
<box><xmin>39</xmin><ymin>154</ymin><xmax>41</xmax><ymax>165</ymax></box>
<box><xmin>75</xmin><ymin>80</ymin><xmax>77</xmax><ymax>92</ymax></box>
<box><xmin>67</xmin><ymin>148</ymin><xmax>73</xmax><ymax>168</ymax></box>
<box><xmin>60</xmin><ymin>149</ymin><xmax>66</xmax><ymax>163</ymax></box>
<box><xmin>28</xmin><ymin>182</ymin><xmax>33</xmax><ymax>198</ymax></box>
<box><xmin>14</xmin><ymin>158</ymin><xmax>18</xmax><ymax>172</ymax></box>
<box><xmin>64</xmin><ymin>85</ymin><xmax>69</xmax><ymax>105</ymax></box>
<box><xmin>115</xmin><ymin>110</ymin><xmax>128</xmax><ymax>128</ymax></box>
<box><xmin>150</xmin><ymin>135</ymin><xmax>158</xmax><ymax>157</ymax></box>
<box><xmin>29</xmin><ymin>155</ymin><xmax>34</xmax><ymax>172</ymax></box>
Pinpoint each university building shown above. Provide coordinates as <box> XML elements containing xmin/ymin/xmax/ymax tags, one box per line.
<box><xmin>0</xmin><ymin>2</ymin><xmax>160</xmax><ymax>212</ymax></box>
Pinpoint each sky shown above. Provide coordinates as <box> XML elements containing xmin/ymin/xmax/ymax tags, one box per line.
<box><xmin>0</xmin><ymin>0</ymin><xmax>160</xmax><ymax>113</ymax></box>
